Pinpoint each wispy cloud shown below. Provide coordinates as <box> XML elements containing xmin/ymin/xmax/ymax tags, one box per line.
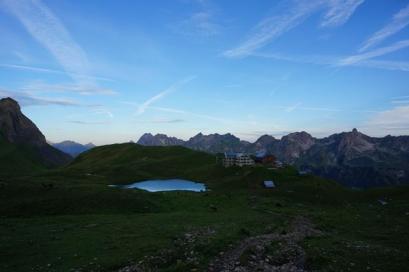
<box><xmin>175</xmin><ymin>12</ymin><xmax>220</xmax><ymax>37</ymax></box>
<box><xmin>360</xmin><ymin>4</ymin><xmax>409</xmax><ymax>52</ymax></box>
<box><xmin>0</xmin><ymin>63</ymin><xmax>114</xmax><ymax>82</ymax></box>
<box><xmin>149</xmin><ymin>106</ymin><xmax>231</xmax><ymax>123</ymax></box>
<box><xmin>223</xmin><ymin>0</ymin><xmax>363</xmax><ymax>58</ymax></box>
<box><xmin>21</xmin><ymin>81</ymin><xmax>117</xmax><ymax>96</ymax></box>
<box><xmin>223</xmin><ymin>1</ymin><xmax>321</xmax><ymax>58</ymax></box>
<box><xmin>0</xmin><ymin>89</ymin><xmax>81</xmax><ymax>107</ymax></box>
<box><xmin>2</xmin><ymin>0</ymin><xmax>112</xmax><ymax>94</ymax></box>
<box><xmin>3</xmin><ymin>0</ymin><xmax>89</xmax><ymax>82</ymax></box>
<box><xmin>92</xmin><ymin>108</ymin><xmax>114</xmax><ymax>119</ymax></box>
<box><xmin>285</xmin><ymin>102</ymin><xmax>302</xmax><ymax>112</ymax></box>
<box><xmin>365</xmin><ymin>105</ymin><xmax>409</xmax><ymax>135</ymax></box>
<box><xmin>0</xmin><ymin>88</ymin><xmax>109</xmax><ymax>109</ymax></box>
<box><xmin>321</xmin><ymin>0</ymin><xmax>365</xmax><ymax>27</ymax></box>
<box><xmin>136</xmin><ymin>76</ymin><xmax>196</xmax><ymax>115</ymax></box>
<box><xmin>356</xmin><ymin>59</ymin><xmax>409</xmax><ymax>72</ymax></box>
<box><xmin>252</xmin><ymin>50</ymin><xmax>409</xmax><ymax>72</ymax></box>
<box><xmin>13</xmin><ymin>51</ymin><xmax>31</xmax><ymax>62</ymax></box>
<box><xmin>173</xmin><ymin>0</ymin><xmax>221</xmax><ymax>37</ymax></box>
<box><xmin>66</xmin><ymin>106</ymin><xmax>114</xmax><ymax>125</ymax></box>
<box><xmin>391</xmin><ymin>100</ymin><xmax>409</xmax><ymax>104</ymax></box>
<box><xmin>391</xmin><ymin>95</ymin><xmax>409</xmax><ymax>105</ymax></box>
<box><xmin>149</xmin><ymin>106</ymin><xmax>187</xmax><ymax>114</ymax></box>
<box><xmin>392</xmin><ymin>95</ymin><xmax>409</xmax><ymax>100</ymax></box>
<box><xmin>339</xmin><ymin>39</ymin><xmax>409</xmax><ymax>66</ymax></box>
<box><xmin>136</xmin><ymin>118</ymin><xmax>186</xmax><ymax>124</ymax></box>
<box><xmin>272</xmin><ymin>103</ymin><xmax>378</xmax><ymax>113</ymax></box>
<box><xmin>67</xmin><ymin>120</ymin><xmax>110</xmax><ymax>125</ymax></box>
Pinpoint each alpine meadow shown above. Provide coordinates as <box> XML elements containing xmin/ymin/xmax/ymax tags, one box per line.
<box><xmin>1</xmin><ymin>1</ymin><xmax>409</xmax><ymax>271</ymax></box>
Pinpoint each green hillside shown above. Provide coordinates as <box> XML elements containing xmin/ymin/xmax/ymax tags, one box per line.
<box><xmin>1</xmin><ymin>143</ymin><xmax>408</xmax><ymax>271</ymax></box>
<box><xmin>64</xmin><ymin>143</ymin><xmax>217</xmax><ymax>183</ymax></box>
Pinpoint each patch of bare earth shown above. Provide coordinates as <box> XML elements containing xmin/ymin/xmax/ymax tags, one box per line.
<box><xmin>117</xmin><ymin>227</ymin><xmax>216</xmax><ymax>272</ymax></box>
<box><xmin>208</xmin><ymin>217</ymin><xmax>322</xmax><ymax>272</ymax></box>
<box><xmin>117</xmin><ymin>217</ymin><xmax>321</xmax><ymax>272</ymax></box>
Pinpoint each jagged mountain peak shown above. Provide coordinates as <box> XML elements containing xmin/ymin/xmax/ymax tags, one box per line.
<box><xmin>137</xmin><ymin>133</ymin><xmax>185</xmax><ymax>146</ymax></box>
<box><xmin>0</xmin><ymin>97</ymin><xmax>72</xmax><ymax>167</ymax></box>
<box><xmin>0</xmin><ymin>97</ymin><xmax>20</xmax><ymax>109</ymax></box>
<box><xmin>283</xmin><ymin>131</ymin><xmax>314</xmax><ymax>142</ymax></box>
<box><xmin>340</xmin><ymin>129</ymin><xmax>374</xmax><ymax>153</ymax></box>
<box><xmin>0</xmin><ymin>97</ymin><xmax>46</xmax><ymax>147</ymax></box>
<box><xmin>254</xmin><ymin>135</ymin><xmax>277</xmax><ymax>145</ymax></box>
<box><xmin>135</xmin><ymin>129</ymin><xmax>409</xmax><ymax>187</ymax></box>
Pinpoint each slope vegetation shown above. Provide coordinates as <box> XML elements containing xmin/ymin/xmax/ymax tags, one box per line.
<box><xmin>0</xmin><ymin>136</ymin><xmax>46</xmax><ymax>176</ymax></box>
<box><xmin>64</xmin><ymin>143</ymin><xmax>216</xmax><ymax>183</ymax></box>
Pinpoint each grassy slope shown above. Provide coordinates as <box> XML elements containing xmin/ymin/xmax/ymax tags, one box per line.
<box><xmin>0</xmin><ymin>136</ymin><xmax>45</xmax><ymax>177</ymax></box>
<box><xmin>0</xmin><ymin>143</ymin><xmax>408</xmax><ymax>271</ymax></box>
<box><xmin>63</xmin><ymin>143</ymin><xmax>216</xmax><ymax>183</ymax></box>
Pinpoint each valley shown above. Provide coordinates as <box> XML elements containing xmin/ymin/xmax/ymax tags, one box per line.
<box><xmin>2</xmin><ymin>1</ymin><xmax>409</xmax><ymax>270</ymax></box>
<box><xmin>1</xmin><ymin>143</ymin><xmax>409</xmax><ymax>271</ymax></box>
<box><xmin>1</xmin><ymin>98</ymin><xmax>408</xmax><ymax>271</ymax></box>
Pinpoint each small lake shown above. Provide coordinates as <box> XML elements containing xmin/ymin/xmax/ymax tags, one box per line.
<box><xmin>114</xmin><ymin>179</ymin><xmax>206</xmax><ymax>192</ymax></box>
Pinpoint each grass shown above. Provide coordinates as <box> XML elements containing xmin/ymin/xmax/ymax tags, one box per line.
<box><xmin>1</xmin><ymin>143</ymin><xmax>408</xmax><ymax>271</ymax></box>
<box><xmin>0</xmin><ymin>136</ymin><xmax>46</xmax><ymax>177</ymax></box>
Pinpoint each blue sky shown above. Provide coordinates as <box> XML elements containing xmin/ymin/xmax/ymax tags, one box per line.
<box><xmin>1</xmin><ymin>0</ymin><xmax>409</xmax><ymax>145</ymax></box>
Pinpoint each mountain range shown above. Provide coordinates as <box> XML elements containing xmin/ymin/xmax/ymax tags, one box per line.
<box><xmin>52</xmin><ymin>141</ymin><xmax>95</xmax><ymax>157</ymax></box>
<box><xmin>1</xmin><ymin>96</ymin><xmax>408</xmax><ymax>187</ymax></box>
<box><xmin>137</xmin><ymin>130</ymin><xmax>409</xmax><ymax>187</ymax></box>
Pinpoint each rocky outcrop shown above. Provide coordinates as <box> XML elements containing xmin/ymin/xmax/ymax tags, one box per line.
<box><xmin>137</xmin><ymin>133</ymin><xmax>185</xmax><ymax>146</ymax></box>
<box><xmin>137</xmin><ymin>132</ymin><xmax>252</xmax><ymax>153</ymax></box>
<box><xmin>185</xmin><ymin>133</ymin><xmax>251</xmax><ymax>153</ymax></box>
<box><xmin>249</xmin><ymin>135</ymin><xmax>278</xmax><ymax>153</ymax></box>
<box><xmin>273</xmin><ymin>132</ymin><xmax>316</xmax><ymax>163</ymax></box>
<box><xmin>0</xmin><ymin>97</ymin><xmax>72</xmax><ymax>167</ymax></box>
<box><xmin>0</xmin><ymin>97</ymin><xmax>46</xmax><ymax>147</ymax></box>
<box><xmin>296</xmin><ymin>129</ymin><xmax>409</xmax><ymax>187</ymax></box>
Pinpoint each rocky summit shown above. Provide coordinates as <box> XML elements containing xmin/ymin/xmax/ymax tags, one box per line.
<box><xmin>0</xmin><ymin>97</ymin><xmax>46</xmax><ymax>147</ymax></box>
<box><xmin>297</xmin><ymin>129</ymin><xmax>409</xmax><ymax>187</ymax></box>
<box><xmin>0</xmin><ymin>97</ymin><xmax>72</xmax><ymax>167</ymax></box>
<box><xmin>137</xmin><ymin>133</ymin><xmax>185</xmax><ymax>146</ymax></box>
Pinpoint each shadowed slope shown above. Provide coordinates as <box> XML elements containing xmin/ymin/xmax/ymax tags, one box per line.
<box><xmin>65</xmin><ymin>143</ymin><xmax>216</xmax><ymax>183</ymax></box>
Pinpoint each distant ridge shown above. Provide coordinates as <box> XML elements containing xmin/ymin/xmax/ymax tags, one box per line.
<box><xmin>137</xmin><ymin>133</ymin><xmax>184</xmax><ymax>146</ymax></box>
<box><xmin>137</xmin><ymin>131</ymin><xmax>409</xmax><ymax>187</ymax></box>
<box><xmin>0</xmin><ymin>97</ymin><xmax>72</xmax><ymax>172</ymax></box>
<box><xmin>52</xmin><ymin>141</ymin><xmax>96</xmax><ymax>157</ymax></box>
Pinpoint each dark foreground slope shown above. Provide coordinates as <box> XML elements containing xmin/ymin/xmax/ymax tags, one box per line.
<box><xmin>1</xmin><ymin>142</ymin><xmax>408</xmax><ymax>272</ymax></box>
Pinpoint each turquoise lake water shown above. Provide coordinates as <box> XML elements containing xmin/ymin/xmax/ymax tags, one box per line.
<box><xmin>115</xmin><ymin>179</ymin><xmax>206</xmax><ymax>192</ymax></box>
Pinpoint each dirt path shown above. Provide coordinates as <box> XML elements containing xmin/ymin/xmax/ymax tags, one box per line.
<box><xmin>208</xmin><ymin>217</ymin><xmax>322</xmax><ymax>272</ymax></box>
<box><xmin>117</xmin><ymin>217</ymin><xmax>321</xmax><ymax>272</ymax></box>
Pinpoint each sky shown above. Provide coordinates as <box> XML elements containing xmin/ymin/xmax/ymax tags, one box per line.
<box><xmin>1</xmin><ymin>0</ymin><xmax>409</xmax><ymax>145</ymax></box>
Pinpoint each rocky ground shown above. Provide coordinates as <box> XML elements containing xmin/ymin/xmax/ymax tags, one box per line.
<box><xmin>118</xmin><ymin>227</ymin><xmax>216</xmax><ymax>272</ymax></box>
<box><xmin>118</xmin><ymin>217</ymin><xmax>322</xmax><ymax>272</ymax></box>
<box><xmin>209</xmin><ymin>217</ymin><xmax>322</xmax><ymax>272</ymax></box>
